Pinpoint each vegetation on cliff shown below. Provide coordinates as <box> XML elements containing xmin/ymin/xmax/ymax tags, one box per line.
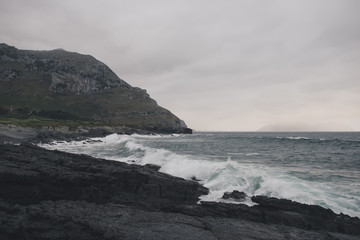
<box><xmin>0</xmin><ymin>43</ymin><xmax>190</xmax><ymax>133</ymax></box>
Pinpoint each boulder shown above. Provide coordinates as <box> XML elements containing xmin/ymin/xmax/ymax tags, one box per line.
<box><xmin>222</xmin><ymin>190</ymin><xmax>247</xmax><ymax>201</ymax></box>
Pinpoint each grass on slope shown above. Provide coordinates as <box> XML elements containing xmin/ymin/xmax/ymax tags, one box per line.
<box><xmin>0</xmin><ymin>115</ymin><xmax>118</xmax><ymax>130</ymax></box>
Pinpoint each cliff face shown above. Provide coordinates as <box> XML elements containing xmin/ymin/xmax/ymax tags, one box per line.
<box><xmin>0</xmin><ymin>43</ymin><xmax>190</xmax><ymax>133</ymax></box>
<box><xmin>0</xmin><ymin>44</ymin><xmax>130</xmax><ymax>94</ymax></box>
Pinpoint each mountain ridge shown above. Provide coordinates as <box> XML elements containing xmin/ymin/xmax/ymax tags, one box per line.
<box><xmin>0</xmin><ymin>43</ymin><xmax>191</xmax><ymax>134</ymax></box>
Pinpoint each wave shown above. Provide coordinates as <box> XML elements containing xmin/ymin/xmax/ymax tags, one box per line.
<box><xmin>274</xmin><ymin>136</ymin><xmax>327</xmax><ymax>141</ymax></box>
<box><xmin>131</xmin><ymin>133</ymin><xmax>184</xmax><ymax>139</ymax></box>
<box><xmin>227</xmin><ymin>152</ymin><xmax>260</xmax><ymax>156</ymax></box>
<box><xmin>40</xmin><ymin>134</ymin><xmax>360</xmax><ymax>217</ymax></box>
<box><xmin>270</xmin><ymin>136</ymin><xmax>360</xmax><ymax>147</ymax></box>
<box><xmin>277</xmin><ymin>136</ymin><xmax>310</xmax><ymax>140</ymax></box>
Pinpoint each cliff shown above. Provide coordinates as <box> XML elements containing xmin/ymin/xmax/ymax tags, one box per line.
<box><xmin>0</xmin><ymin>43</ymin><xmax>191</xmax><ymax>134</ymax></box>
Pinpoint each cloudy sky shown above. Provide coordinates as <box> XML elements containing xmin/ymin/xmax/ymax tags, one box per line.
<box><xmin>1</xmin><ymin>0</ymin><xmax>359</xmax><ymax>131</ymax></box>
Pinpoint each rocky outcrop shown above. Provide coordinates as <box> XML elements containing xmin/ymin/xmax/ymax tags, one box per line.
<box><xmin>1</xmin><ymin>143</ymin><xmax>360</xmax><ymax>239</ymax></box>
<box><xmin>0</xmin><ymin>123</ymin><xmax>184</xmax><ymax>145</ymax></box>
<box><xmin>222</xmin><ymin>190</ymin><xmax>247</xmax><ymax>201</ymax></box>
<box><xmin>0</xmin><ymin>43</ymin><xmax>129</xmax><ymax>94</ymax></box>
<box><xmin>0</xmin><ymin>143</ymin><xmax>207</xmax><ymax>207</ymax></box>
<box><xmin>0</xmin><ymin>43</ymin><xmax>191</xmax><ymax>133</ymax></box>
<box><xmin>251</xmin><ymin>196</ymin><xmax>360</xmax><ymax>235</ymax></box>
<box><xmin>3</xmin><ymin>200</ymin><xmax>360</xmax><ymax>240</ymax></box>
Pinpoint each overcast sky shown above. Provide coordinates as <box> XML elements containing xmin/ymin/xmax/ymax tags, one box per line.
<box><xmin>1</xmin><ymin>0</ymin><xmax>359</xmax><ymax>131</ymax></box>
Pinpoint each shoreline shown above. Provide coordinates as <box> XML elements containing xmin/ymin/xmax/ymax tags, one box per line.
<box><xmin>1</xmin><ymin>142</ymin><xmax>360</xmax><ymax>239</ymax></box>
<box><xmin>0</xmin><ymin>123</ymin><xmax>191</xmax><ymax>145</ymax></box>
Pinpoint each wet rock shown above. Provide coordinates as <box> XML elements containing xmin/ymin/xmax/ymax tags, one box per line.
<box><xmin>0</xmin><ymin>143</ymin><xmax>360</xmax><ymax>239</ymax></box>
<box><xmin>3</xmin><ymin>199</ymin><xmax>359</xmax><ymax>240</ymax></box>
<box><xmin>144</xmin><ymin>164</ymin><xmax>161</xmax><ymax>171</ymax></box>
<box><xmin>251</xmin><ymin>195</ymin><xmax>360</xmax><ymax>235</ymax></box>
<box><xmin>191</xmin><ymin>176</ymin><xmax>202</xmax><ymax>182</ymax></box>
<box><xmin>222</xmin><ymin>190</ymin><xmax>247</xmax><ymax>201</ymax></box>
<box><xmin>0</xmin><ymin>143</ymin><xmax>207</xmax><ymax>207</ymax></box>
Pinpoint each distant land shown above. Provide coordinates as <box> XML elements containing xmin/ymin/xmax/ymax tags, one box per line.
<box><xmin>0</xmin><ymin>43</ymin><xmax>191</xmax><ymax>141</ymax></box>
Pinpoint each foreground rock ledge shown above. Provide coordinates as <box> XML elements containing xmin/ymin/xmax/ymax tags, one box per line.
<box><xmin>1</xmin><ymin>144</ymin><xmax>359</xmax><ymax>240</ymax></box>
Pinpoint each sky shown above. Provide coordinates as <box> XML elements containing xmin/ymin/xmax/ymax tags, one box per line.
<box><xmin>1</xmin><ymin>0</ymin><xmax>359</xmax><ymax>131</ymax></box>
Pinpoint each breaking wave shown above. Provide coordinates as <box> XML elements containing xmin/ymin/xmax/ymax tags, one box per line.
<box><xmin>40</xmin><ymin>133</ymin><xmax>360</xmax><ymax>217</ymax></box>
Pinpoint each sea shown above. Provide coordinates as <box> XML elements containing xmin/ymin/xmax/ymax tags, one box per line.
<box><xmin>40</xmin><ymin>131</ymin><xmax>360</xmax><ymax>218</ymax></box>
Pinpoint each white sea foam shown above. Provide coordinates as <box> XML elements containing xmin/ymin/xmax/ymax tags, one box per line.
<box><xmin>40</xmin><ymin>134</ymin><xmax>360</xmax><ymax>217</ymax></box>
<box><xmin>246</xmin><ymin>153</ymin><xmax>260</xmax><ymax>156</ymax></box>
<box><xmin>227</xmin><ymin>152</ymin><xmax>260</xmax><ymax>156</ymax></box>
<box><xmin>288</xmin><ymin>136</ymin><xmax>310</xmax><ymax>140</ymax></box>
<box><xmin>276</xmin><ymin>136</ymin><xmax>310</xmax><ymax>140</ymax></box>
<box><xmin>131</xmin><ymin>133</ymin><xmax>184</xmax><ymax>139</ymax></box>
<box><xmin>276</xmin><ymin>136</ymin><xmax>330</xmax><ymax>141</ymax></box>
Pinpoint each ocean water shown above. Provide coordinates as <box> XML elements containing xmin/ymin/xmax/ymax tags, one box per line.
<box><xmin>40</xmin><ymin>132</ymin><xmax>360</xmax><ymax>217</ymax></box>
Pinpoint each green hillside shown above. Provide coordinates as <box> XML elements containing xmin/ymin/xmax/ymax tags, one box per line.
<box><xmin>0</xmin><ymin>43</ymin><xmax>190</xmax><ymax>133</ymax></box>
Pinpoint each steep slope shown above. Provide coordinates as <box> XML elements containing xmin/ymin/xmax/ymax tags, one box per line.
<box><xmin>0</xmin><ymin>43</ymin><xmax>190</xmax><ymax>133</ymax></box>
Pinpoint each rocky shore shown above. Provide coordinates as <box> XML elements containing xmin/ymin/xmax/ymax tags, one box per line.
<box><xmin>0</xmin><ymin>124</ymin><xmax>192</xmax><ymax>145</ymax></box>
<box><xmin>1</xmin><ymin>143</ymin><xmax>360</xmax><ymax>239</ymax></box>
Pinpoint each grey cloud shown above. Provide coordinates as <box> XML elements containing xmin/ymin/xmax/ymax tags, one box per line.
<box><xmin>0</xmin><ymin>0</ymin><xmax>359</xmax><ymax>130</ymax></box>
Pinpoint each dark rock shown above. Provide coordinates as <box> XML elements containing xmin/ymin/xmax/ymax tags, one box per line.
<box><xmin>0</xmin><ymin>143</ymin><xmax>207</xmax><ymax>207</ymax></box>
<box><xmin>3</xmin><ymin>199</ymin><xmax>359</xmax><ymax>240</ymax></box>
<box><xmin>182</xmin><ymin>128</ymin><xmax>193</xmax><ymax>134</ymax></box>
<box><xmin>144</xmin><ymin>164</ymin><xmax>161</xmax><ymax>171</ymax></box>
<box><xmin>222</xmin><ymin>190</ymin><xmax>247</xmax><ymax>201</ymax></box>
<box><xmin>191</xmin><ymin>176</ymin><xmax>202</xmax><ymax>181</ymax></box>
<box><xmin>0</xmin><ymin>124</ymin><xmax>190</xmax><ymax>145</ymax></box>
<box><xmin>0</xmin><ymin>143</ymin><xmax>360</xmax><ymax>239</ymax></box>
<box><xmin>251</xmin><ymin>195</ymin><xmax>360</xmax><ymax>235</ymax></box>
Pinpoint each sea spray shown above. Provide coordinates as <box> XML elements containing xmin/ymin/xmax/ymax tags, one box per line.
<box><xmin>40</xmin><ymin>132</ymin><xmax>360</xmax><ymax>217</ymax></box>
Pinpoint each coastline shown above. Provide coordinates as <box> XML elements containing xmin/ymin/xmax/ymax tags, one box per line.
<box><xmin>1</xmin><ymin>141</ymin><xmax>360</xmax><ymax>239</ymax></box>
<box><xmin>0</xmin><ymin>123</ymin><xmax>192</xmax><ymax>145</ymax></box>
